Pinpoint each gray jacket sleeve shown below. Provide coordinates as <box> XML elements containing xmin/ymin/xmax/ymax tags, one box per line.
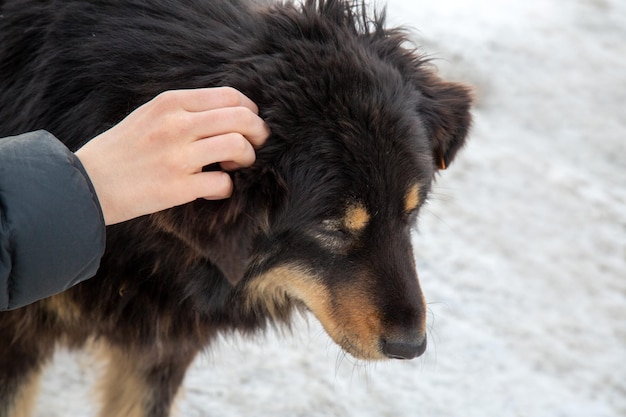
<box><xmin>0</xmin><ymin>130</ymin><xmax>106</xmax><ymax>310</ymax></box>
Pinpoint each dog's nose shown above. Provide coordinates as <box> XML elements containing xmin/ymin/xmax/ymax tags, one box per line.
<box><xmin>382</xmin><ymin>335</ymin><xmax>427</xmax><ymax>360</ymax></box>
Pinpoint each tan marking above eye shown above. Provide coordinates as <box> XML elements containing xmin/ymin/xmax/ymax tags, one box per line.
<box><xmin>404</xmin><ymin>183</ymin><xmax>421</xmax><ymax>214</ymax></box>
<box><xmin>344</xmin><ymin>203</ymin><xmax>370</xmax><ymax>232</ymax></box>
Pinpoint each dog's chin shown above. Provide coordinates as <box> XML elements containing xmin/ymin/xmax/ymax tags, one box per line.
<box><xmin>244</xmin><ymin>265</ymin><xmax>388</xmax><ymax>360</ymax></box>
<box><xmin>281</xmin><ymin>301</ymin><xmax>386</xmax><ymax>361</ymax></box>
<box><xmin>321</xmin><ymin>326</ymin><xmax>389</xmax><ymax>361</ymax></box>
<box><xmin>300</xmin><ymin>298</ymin><xmax>426</xmax><ymax>361</ymax></box>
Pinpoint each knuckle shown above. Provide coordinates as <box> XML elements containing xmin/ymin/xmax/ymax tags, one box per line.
<box><xmin>150</xmin><ymin>90</ymin><xmax>179</xmax><ymax>114</ymax></box>
<box><xmin>175</xmin><ymin>112</ymin><xmax>194</xmax><ymax>135</ymax></box>
<box><xmin>228</xmin><ymin>106</ymin><xmax>251</xmax><ymax>123</ymax></box>
<box><xmin>245</xmin><ymin>147</ymin><xmax>257</xmax><ymax>165</ymax></box>
<box><xmin>246</xmin><ymin>108</ymin><xmax>264</xmax><ymax>128</ymax></box>
<box><xmin>217</xmin><ymin>86</ymin><xmax>243</xmax><ymax>107</ymax></box>
<box><xmin>154</xmin><ymin>90</ymin><xmax>174</xmax><ymax>105</ymax></box>
<box><xmin>214</xmin><ymin>105</ymin><xmax>253</xmax><ymax>128</ymax></box>
<box><xmin>219</xmin><ymin>132</ymin><xmax>245</xmax><ymax>153</ymax></box>
<box><xmin>222</xmin><ymin>133</ymin><xmax>255</xmax><ymax>165</ymax></box>
<box><xmin>231</xmin><ymin>132</ymin><xmax>249</xmax><ymax>150</ymax></box>
<box><xmin>213</xmin><ymin>172</ymin><xmax>233</xmax><ymax>197</ymax></box>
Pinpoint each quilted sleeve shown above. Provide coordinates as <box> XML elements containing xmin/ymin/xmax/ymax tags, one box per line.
<box><xmin>0</xmin><ymin>130</ymin><xmax>105</xmax><ymax>310</ymax></box>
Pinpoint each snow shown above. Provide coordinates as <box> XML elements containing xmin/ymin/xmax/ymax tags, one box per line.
<box><xmin>33</xmin><ymin>0</ymin><xmax>625</xmax><ymax>416</ymax></box>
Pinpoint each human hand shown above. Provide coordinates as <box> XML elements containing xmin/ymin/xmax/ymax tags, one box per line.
<box><xmin>75</xmin><ymin>87</ymin><xmax>270</xmax><ymax>225</ymax></box>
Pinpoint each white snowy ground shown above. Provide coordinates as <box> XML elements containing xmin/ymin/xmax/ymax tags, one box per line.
<box><xmin>34</xmin><ymin>0</ymin><xmax>625</xmax><ymax>416</ymax></box>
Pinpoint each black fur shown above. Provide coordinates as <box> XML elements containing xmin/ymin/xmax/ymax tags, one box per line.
<box><xmin>0</xmin><ymin>1</ymin><xmax>472</xmax><ymax>415</ymax></box>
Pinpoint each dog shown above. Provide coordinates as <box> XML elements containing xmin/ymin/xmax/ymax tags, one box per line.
<box><xmin>0</xmin><ymin>0</ymin><xmax>472</xmax><ymax>415</ymax></box>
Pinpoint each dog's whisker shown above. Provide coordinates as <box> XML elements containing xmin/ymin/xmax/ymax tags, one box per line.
<box><xmin>334</xmin><ymin>347</ymin><xmax>349</xmax><ymax>379</ymax></box>
<box><xmin>424</xmin><ymin>304</ymin><xmax>441</xmax><ymax>368</ymax></box>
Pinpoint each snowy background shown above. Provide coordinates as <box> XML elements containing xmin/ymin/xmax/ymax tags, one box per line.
<box><xmin>34</xmin><ymin>0</ymin><xmax>625</xmax><ymax>416</ymax></box>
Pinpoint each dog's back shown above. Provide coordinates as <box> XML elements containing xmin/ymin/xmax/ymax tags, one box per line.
<box><xmin>0</xmin><ymin>1</ymin><xmax>472</xmax><ymax>416</ymax></box>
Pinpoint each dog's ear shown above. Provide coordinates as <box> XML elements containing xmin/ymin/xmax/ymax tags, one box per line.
<box><xmin>203</xmin><ymin>200</ymin><xmax>260</xmax><ymax>286</ymax></box>
<box><xmin>417</xmin><ymin>77</ymin><xmax>473</xmax><ymax>170</ymax></box>
<box><xmin>364</xmin><ymin>27</ymin><xmax>473</xmax><ymax>170</ymax></box>
<box><xmin>152</xmin><ymin>167</ymin><xmax>287</xmax><ymax>286</ymax></box>
<box><xmin>206</xmin><ymin>166</ymin><xmax>287</xmax><ymax>286</ymax></box>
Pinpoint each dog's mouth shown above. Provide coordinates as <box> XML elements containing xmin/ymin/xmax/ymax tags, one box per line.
<box><xmin>245</xmin><ymin>264</ymin><xmax>427</xmax><ymax>360</ymax></box>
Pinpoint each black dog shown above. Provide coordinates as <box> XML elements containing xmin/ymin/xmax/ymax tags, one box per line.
<box><xmin>0</xmin><ymin>0</ymin><xmax>472</xmax><ymax>415</ymax></box>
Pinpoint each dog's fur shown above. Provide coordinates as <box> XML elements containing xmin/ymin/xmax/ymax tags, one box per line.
<box><xmin>0</xmin><ymin>0</ymin><xmax>472</xmax><ymax>415</ymax></box>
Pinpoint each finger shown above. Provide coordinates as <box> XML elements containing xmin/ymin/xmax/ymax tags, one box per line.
<box><xmin>189</xmin><ymin>133</ymin><xmax>256</xmax><ymax>171</ymax></box>
<box><xmin>187</xmin><ymin>171</ymin><xmax>234</xmax><ymax>200</ymax></box>
<box><xmin>189</xmin><ymin>106</ymin><xmax>270</xmax><ymax>148</ymax></box>
<box><xmin>220</xmin><ymin>160</ymin><xmax>246</xmax><ymax>171</ymax></box>
<box><xmin>162</xmin><ymin>87</ymin><xmax>260</xmax><ymax>114</ymax></box>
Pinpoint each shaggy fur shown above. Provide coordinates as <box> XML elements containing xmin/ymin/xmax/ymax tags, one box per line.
<box><xmin>0</xmin><ymin>0</ymin><xmax>472</xmax><ymax>415</ymax></box>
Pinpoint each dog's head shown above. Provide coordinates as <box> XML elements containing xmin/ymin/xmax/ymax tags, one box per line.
<box><xmin>154</xmin><ymin>1</ymin><xmax>472</xmax><ymax>360</ymax></box>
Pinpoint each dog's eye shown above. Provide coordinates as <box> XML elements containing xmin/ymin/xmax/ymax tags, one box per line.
<box><xmin>321</xmin><ymin>219</ymin><xmax>341</xmax><ymax>230</ymax></box>
<box><xmin>309</xmin><ymin>220</ymin><xmax>350</xmax><ymax>251</ymax></box>
<box><xmin>321</xmin><ymin>219</ymin><xmax>348</xmax><ymax>238</ymax></box>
